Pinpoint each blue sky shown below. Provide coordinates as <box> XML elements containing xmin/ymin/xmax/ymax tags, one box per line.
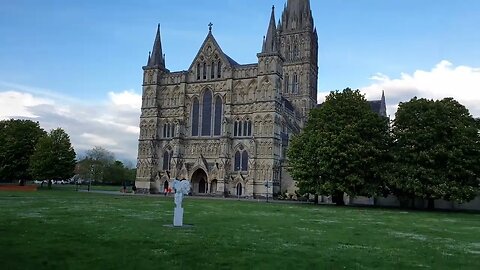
<box><xmin>1</xmin><ymin>0</ymin><xmax>480</xmax><ymax>162</ymax></box>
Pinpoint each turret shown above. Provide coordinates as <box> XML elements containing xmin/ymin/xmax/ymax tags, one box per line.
<box><xmin>146</xmin><ymin>24</ymin><xmax>167</xmax><ymax>71</ymax></box>
<box><xmin>262</xmin><ymin>6</ymin><xmax>279</xmax><ymax>54</ymax></box>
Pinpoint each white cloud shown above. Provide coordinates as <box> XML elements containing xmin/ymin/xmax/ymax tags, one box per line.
<box><xmin>0</xmin><ymin>91</ymin><xmax>54</xmax><ymax>119</ymax></box>
<box><xmin>361</xmin><ymin>60</ymin><xmax>480</xmax><ymax>117</ymax></box>
<box><xmin>108</xmin><ymin>90</ymin><xmax>142</xmax><ymax>110</ymax></box>
<box><xmin>81</xmin><ymin>133</ymin><xmax>118</xmax><ymax>147</ymax></box>
<box><xmin>0</xmin><ymin>85</ymin><xmax>142</xmax><ymax>162</ymax></box>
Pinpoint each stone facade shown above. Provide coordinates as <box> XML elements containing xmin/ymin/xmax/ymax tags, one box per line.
<box><xmin>135</xmin><ymin>0</ymin><xmax>318</xmax><ymax>197</ymax></box>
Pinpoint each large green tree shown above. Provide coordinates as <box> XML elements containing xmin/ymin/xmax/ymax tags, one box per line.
<box><xmin>391</xmin><ymin>98</ymin><xmax>480</xmax><ymax>208</ymax></box>
<box><xmin>29</xmin><ymin>128</ymin><xmax>76</xmax><ymax>186</ymax></box>
<box><xmin>77</xmin><ymin>147</ymin><xmax>115</xmax><ymax>183</ymax></box>
<box><xmin>104</xmin><ymin>161</ymin><xmax>127</xmax><ymax>185</ymax></box>
<box><xmin>288</xmin><ymin>88</ymin><xmax>391</xmax><ymax>205</ymax></box>
<box><xmin>0</xmin><ymin>119</ymin><xmax>46</xmax><ymax>183</ymax></box>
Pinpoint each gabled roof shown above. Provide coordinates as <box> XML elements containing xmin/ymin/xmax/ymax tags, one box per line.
<box><xmin>188</xmin><ymin>30</ymin><xmax>240</xmax><ymax>71</ymax></box>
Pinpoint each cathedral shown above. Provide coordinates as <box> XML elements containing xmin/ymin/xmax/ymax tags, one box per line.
<box><xmin>134</xmin><ymin>0</ymin><xmax>383</xmax><ymax>197</ymax></box>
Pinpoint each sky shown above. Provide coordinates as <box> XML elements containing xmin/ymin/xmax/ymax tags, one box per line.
<box><xmin>1</xmin><ymin>0</ymin><xmax>480</xmax><ymax>163</ymax></box>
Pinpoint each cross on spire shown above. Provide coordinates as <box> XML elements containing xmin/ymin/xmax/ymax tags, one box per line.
<box><xmin>208</xmin><ymin>22</ymin><xmax>213</xmax><ymax>32</ymax></box>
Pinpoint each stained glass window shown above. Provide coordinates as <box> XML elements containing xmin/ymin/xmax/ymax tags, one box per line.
<box><xmin>201</xmin><ymin>90</ymin><xmax>212</xmax><ymax>136</ymax></box>
<box><xmin>234</xmin><ymin>151</ymin><xmax>241</xmax><ymax>171</ymax></box>
<box><xmin>214</xmin><ymin>96</ymin><xmax>222</xmax><ymax>136</ymax></box>
<box><xmin>192</xmin><ymin>98</ymin><xmax>199</xmax><ymax>136</ymax></box>
<box><xmin>241</xmin><ymin>151</ymin><xmax>249</xmax><ymax>171</ymax></box>
<box><xmin>163</xmin><ymin>151</ymin><xmax>170</xmax><ymax>170</ymax></box>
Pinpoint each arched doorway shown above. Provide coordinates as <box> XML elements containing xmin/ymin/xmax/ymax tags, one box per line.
<box><xmin>163</xmin><ymin>180</ymin><xmax>169</xmax><ymax>192</ymax></box>
<box><xmin>236</xmin><ymin>183</ymin><xmax>243</xmax><ymax>196</ymax></box>
<box><xmin>191</xmin><ymin>169</ymin><xmax>208</xmax><ymax>195</ymax></box>
<box><xmin>210</xmin><ymin>180</ymin><xmax>218</xmax><ymax>194</ymax></box>
<box><xmin>199</xmin><ymin>179</ymin><xmax>207</xmax><ymax>194</ymax></box>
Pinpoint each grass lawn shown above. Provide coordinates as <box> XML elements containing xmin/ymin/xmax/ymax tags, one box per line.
<box><xmin>0</xmin><ymin>190</ymin><xmax>479</xmax><ymax>270</ymax></box>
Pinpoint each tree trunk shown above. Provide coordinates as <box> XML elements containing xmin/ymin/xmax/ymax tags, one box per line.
<box><xmin>314</xmin><ymin>194</ymin><xmax>319</xmax><ymax>205</ymax></box>
<box><xmin>48</xmin><ymin>180</ymin><xmax>52</xmax><ymax>189</ymax></box>
<box><xmin>333</xmin><ymin>191</ymin><xmax>345</xmax><ymax>206</ymax></box>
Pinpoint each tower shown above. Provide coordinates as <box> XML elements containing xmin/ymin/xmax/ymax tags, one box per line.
<box><xmin>279</xmin><ymin>0</ymin><xmax>318</xmax><ymax>125</ymax></box>
<box><xmin>136</xmin><ymin>25</ymin><xmax>169</xmax><ymax>194</ymax></box>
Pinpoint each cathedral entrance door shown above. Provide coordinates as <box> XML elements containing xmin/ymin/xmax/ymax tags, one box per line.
<box><xmin>236</xmin><ymin>183</ymin><xmax>243</xmax><ymax>196</ymax></box>
<box><xmin>163</xmin><ymin>180</ymin><xmax>169</xmax><ymax>192</ymax></box>
<box><xmin>199</xmin><ymin>179</ymin><xmax>207</xmax><ymax>194</ymax></box>
<box><xmin>191</xmin><ymin>169</ymin><xmax>208</xmax><ymax>195</ymax></box>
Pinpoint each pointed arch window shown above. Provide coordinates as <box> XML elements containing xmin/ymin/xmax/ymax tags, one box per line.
<box><xmin>192</xmin><ymin>98</ymin><xmax>199</xmax><ymax>136</ymax></box>
<box><xmin>233</xmin><ymin>118</ymin><xmax>252</xmax><ymax>137</ymax></box>
<box><xmin>234</xmin><ymin>151</ymin><xmax>241</xmax><ymax>171</ymax></box>
<box><xmin>284</xmin><ymin>74</ymin><xmax>289</xmax><ymax>94</ymax></box>
<box><xmin>241</xmin><ymin>151</ymin><xmax>249</xmax><ymax>171</ymax></box>
<box><xmin>234</xmin><ymin>120</ymin><xmax>238</xmax><ymax>137</ymax></box>
<box><xmin>196</xmin><ymin>63</ymin><xmax>201</xmax><ymax>80</ymax></box>
<box><xmin>234</xmin><ymin>149</ymin><xmax>249</xmax><ymax>172</ymax></box>
<box><xmin>211</xmin><ymin>61</ymin><xmax>215</xmax><ymax>79</ymax></box>
<box><xmin>217</xmin><ymin>62</ymin><xmax>222</xmax><ymax>78</ymax></box>
<box><xmin>214</xmin><ymin>96</ymin><xmax>222</xmax><ymax>136</ymax></box>
<box><xmin>203</xmin><ymin>62</ymin><xmax>207</xmax><ymax>80</ymax></box>
<box><xmin>163</xmin><ymin>151</ymin><xmax>172</xmax><ymax>171</ymax></box>
<box><xmin>201</xmin><ymin>90</ymin><xmax>212</xmax><ymax>136</ymax></box>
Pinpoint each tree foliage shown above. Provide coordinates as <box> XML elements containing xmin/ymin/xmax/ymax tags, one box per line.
<box><xmin>76</xmin><ymin>147</ymin><xmax>134</xmax><ymax>184</ymax></box>
<box><xmin>288</xmin><ymin>88</ymin><xmax>391</xmax><ymax>204</ymax></box>
<box><xmin>391</xmin><ymin>97</ymin><xmax>480</xmax><ymax>204</ymax></box>
<box><xmin>29</xmin><ymin>128</ymin><xmax>76</xmax><ymax>181</ymax></box>
<box><xmin>0</xmin><ymin>119</ymin><xmax>46</xmax><ymax>182</ymax></box>
<box><xmin>104</xmin><ymin>161</ymin><xmax>127</xmax><ymax>185</ymax></box>
<box><xmin>76</xmin><ymin>147</ymin><xmax>115</xmax><ymax>183</ymax></box>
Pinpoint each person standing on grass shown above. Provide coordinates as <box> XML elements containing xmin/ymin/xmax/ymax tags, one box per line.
<box><xmin>123</xmin><ymin>181</ymin><xmax>127</xmax><ymax>193</ymax></box>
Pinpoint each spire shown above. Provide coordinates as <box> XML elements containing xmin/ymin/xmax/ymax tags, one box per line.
<box><xmin>282</xmin><ymin>0</ymin><xmax>313</xmax><ymax>31</ymax></box>
<box><xmin>262</xmin><ymin>5</ymin><xmax>278</xmax><ymax>53</ymax></box>
<box><xmin>148</xmin><ymin>24</ymin><xmax>165</xmax><ymax>68</ymax></box>
<box><xmin>380</xmin><ymin>90</ymin><xmax>387</xmax><ymax>117</ymax></box>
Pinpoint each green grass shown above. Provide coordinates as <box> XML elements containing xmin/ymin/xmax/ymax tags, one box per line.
<box><xmin>0</xmin><ymin>190</ymin><xmax>479</xmax><ymax>270</ymax></box>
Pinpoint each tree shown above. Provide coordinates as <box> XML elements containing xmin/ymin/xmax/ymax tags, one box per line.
<box><xmin>29</xmin><ymin>128</ymin><xmax>76</xmax><ymax>187</ymax></box>
<box><xmin>0</xmin><ymin>119</ymin><xmax>46</xmax><ymax>183</ymax></box>
<box><xmin>391</xmin><ymin>98</ymin><xmax>480</xmax><ymax>208</ymax></box>
<box><xmin>288</xmin><ymin>88</ymin><xmax>391</xmax><ymax>205</ymax></box>
<box><xmin>77</xmin><ymin>147</ymin><xmax>115</xmax><ymax>183</ymax></box>
<box><xmin>104</xmin><ymin>161</ymin><xmax>127</xmax><ymax>185</ymax></box>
